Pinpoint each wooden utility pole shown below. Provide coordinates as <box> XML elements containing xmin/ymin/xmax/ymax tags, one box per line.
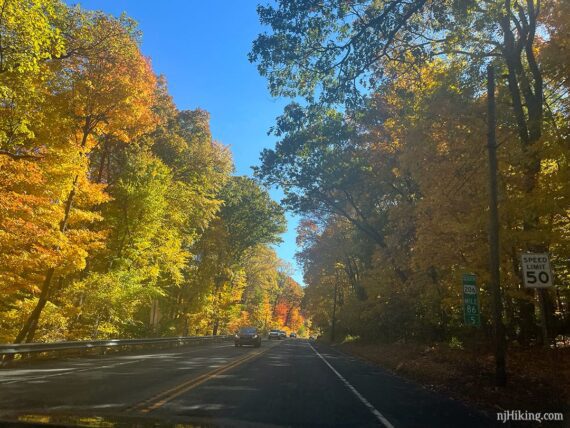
<box><xmin>331</xmin><ymin>269</ymin><xmax>339</xmax><ymax>343</ymax></box>
<box><xmin>487</xmin><ymin>65</ymin><xmax>507</xmax><ymax>386</ymax></box>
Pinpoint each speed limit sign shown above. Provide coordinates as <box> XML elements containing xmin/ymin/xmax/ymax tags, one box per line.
<box><xmin>521</xmin><ymin>253</ymin><xmax>553</xmax><ymax>288</ymax></box>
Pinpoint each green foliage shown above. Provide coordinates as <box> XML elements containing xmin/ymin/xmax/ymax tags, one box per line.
<box><xmin>218</xmin><ymin>176</ymin><xmax>287</xmax><ymax>258</ymax></box>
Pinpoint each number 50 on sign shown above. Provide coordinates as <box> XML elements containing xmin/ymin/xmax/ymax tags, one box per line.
<box><xmin>521</xmin><ymin>253</ymin><xmax>553</xmax><ymax>288</ymax></box>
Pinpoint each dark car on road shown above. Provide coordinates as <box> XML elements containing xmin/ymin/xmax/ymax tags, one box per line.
<box><xmin>289</xmin><ymin>332</ymin><xmax>297</xmax><ymax>338</ymax></box>
<box><xmin>268</xmin><ymin>329</ymin><xmax>282</xmax><ymax>340</ymax></box>
<box><xmin>234</xmin><ymin>327</ymin><xmax>261</xmax><ymax>347</ymax></box>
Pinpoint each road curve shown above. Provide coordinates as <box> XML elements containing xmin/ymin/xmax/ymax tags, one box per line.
<box><xmin>0</xmin><ymin>339</ymin><xmax>493</xmax><ymax>427</ymax></box>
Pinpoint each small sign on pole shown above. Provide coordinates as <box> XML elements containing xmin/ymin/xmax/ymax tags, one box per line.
<box><xmin>462</xmin><ymin>274</ymin><xmax>480</xmax><ymax>327</ymax></box>
<box><xmin>521</xmin><ymin>253</ymin><xmax>553</xmax><ymax>288</ymax></box>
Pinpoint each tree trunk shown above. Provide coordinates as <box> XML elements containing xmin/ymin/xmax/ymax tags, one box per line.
<box><xmin>510</xmin><ymin>251</ymin><xmax>537</xmax><ymax>346</ymax></box>
<box><xmin>13</xmin><ymin>118</ymin><xmax>92</xmax><ymax>344</ymax></box>
<box><xmin>500</xmin><ymin>1</ymin><xmax>548</xmax><ymax>349</ymax></box>
<box><xmin>14</xmin><ymin>176</ymin><xmax>78</xmax><ymax>343</ymax></box>
<box><xmin>14</xmin><ymin>269</ymin><xmax>55</xmax><ymax>343</ymax></box>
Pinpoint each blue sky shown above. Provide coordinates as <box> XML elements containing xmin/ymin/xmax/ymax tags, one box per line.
<box><xmin>69</xmin><ymin>0</ymin><xmax>303</xmax><ymax>284</ymax></box>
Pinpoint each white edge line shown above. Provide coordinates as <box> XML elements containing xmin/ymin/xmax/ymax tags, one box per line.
<box><xmin>309</xmin><ymin>342</ymin><xmax>395</xmax><ymax>428</ymax></box>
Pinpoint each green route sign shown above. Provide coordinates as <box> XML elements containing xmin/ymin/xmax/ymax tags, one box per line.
<box><xmin>462</xmin><ymin>274</ymin><xmax>480</xmax><ymax>327</ymax></box>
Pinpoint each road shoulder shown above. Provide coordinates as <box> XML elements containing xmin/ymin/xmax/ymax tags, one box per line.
<box><xmin>334</xmin><ymin>341</ymin><xmax>569</xmax><ymax>425</ymax></box>
<box><xmin>313</xmin><ymin>341</ymin><xmax>494</xmax><ymax>428</ymax></box>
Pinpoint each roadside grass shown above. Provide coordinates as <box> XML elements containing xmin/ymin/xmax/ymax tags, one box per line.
<box><xmin>337</xmin><ymin>340</ymin><xmax>569</xmax><ymax>414</ymax></box>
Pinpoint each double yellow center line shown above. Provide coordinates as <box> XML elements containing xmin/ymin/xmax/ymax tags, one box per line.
<box><xmin>128</xmin><ymin>343</ymin><xmax>275</xmax><ymax>414</ymax></box>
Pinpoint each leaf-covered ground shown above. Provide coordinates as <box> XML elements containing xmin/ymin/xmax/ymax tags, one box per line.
<box><xmin>338</xmin><ymin>341</ymin><xmax>569</xmax><ymax>415</ymax></box>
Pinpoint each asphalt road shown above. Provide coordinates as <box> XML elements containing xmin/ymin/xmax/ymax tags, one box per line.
<box><xmin>0</xmin><ymin>339</ymin><xmax>495</xmax><ymax>427</ymax></box>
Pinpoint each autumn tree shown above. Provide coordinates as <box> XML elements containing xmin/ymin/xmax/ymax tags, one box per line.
<box><xmin>252</xmin><ymin>0</ymin><xmax>569</xmax><ymax>345</ymax></box>
<box><xmin>10</xmin><ymin>9</ymin><xmax>158</xmax><ymax>343</ymax></box>
<box><xmin>273</xmin><ymin>273</ymin><xmax>304</xmax><ymax>332</ymax></box>
<box><xmin>0</xmin><ymin>1</ymin><xmax>294</xmax><ymax>344</ymax></box>
<box><xmin>241</xmin><ymin>246</ymin><xmax>282</xmax><ymax>331</ymax></box>
<box><xmin>183</xmin><ymin>176</ymin><xmax>287</xmax><ymax>335</ymax></box>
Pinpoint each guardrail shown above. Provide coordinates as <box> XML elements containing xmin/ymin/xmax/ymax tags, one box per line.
<box><xmin>0</xmin><ymin>335</ymin><xmax>232</xmax><ymax>358</ymax></box>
